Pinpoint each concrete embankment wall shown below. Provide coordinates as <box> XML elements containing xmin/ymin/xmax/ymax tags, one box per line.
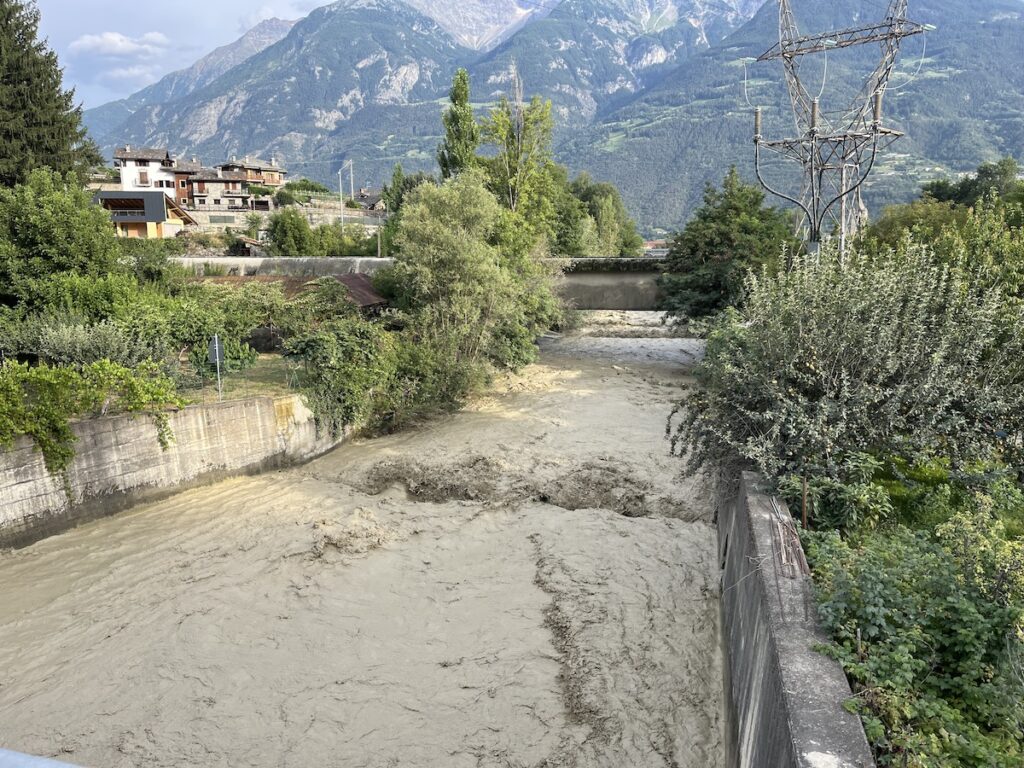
<box><xmin>0</xmin><ymin>395</ymin><xmax>341</xmax><ymax>549</ymax></box>
<box><xmin>173</xmin><ymin>256</ymin><xmax>664</xmax><ymax>310</ymax></box>
<box><xmin>558</xmin><ymin>272</ymin><xmax>662</xmax><ymax>311</ymax></box>
<box><xmin>720</xmin><ymin>472</ymin><xmax>875</xmax><ymax>768</ymax></box>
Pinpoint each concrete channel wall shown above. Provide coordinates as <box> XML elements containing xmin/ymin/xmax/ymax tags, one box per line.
<box><xmin>0</xmin><ymin>395</ymin><xmax>342</xmax><ymax>550</ymax></box>
<box><xmin>720</xmin><ymin>472</ymin><xmax>875</xmax><ymax>768</ymax></box>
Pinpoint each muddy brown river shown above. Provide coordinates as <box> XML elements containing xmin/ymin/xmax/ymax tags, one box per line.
<box><xmin>0</xmin><ymin>315</ymin><xmax>724</xmax><ymax>768</ymax></box>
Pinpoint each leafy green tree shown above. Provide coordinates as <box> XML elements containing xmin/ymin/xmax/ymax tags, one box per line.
<box><xmin>437</xmin><ymin>69</ymin><xmax>479</xmax><ymax>180</ymax></box>
<box><xmin>924</xmin><ymin>157</ymin><xmax>1023</xmax><ymax>208</ymax></box>
<box><xmin>0</xmin><ymin>0</ymin><xmax>101</xmax><ymax>186</ymax></box>
<box><xmin>860</xmin><ymin>197</ymin><xmax>969</xmax><ymax>251</ymax></box>
<box><xmin>388</xmin><ymin>169</ymin><xmax>558</xmax><ymax>378</ymax></box>
<box><xmin>569</xmin><ymin>172</ymin><xmax>644</xmax><ymax>256</ymax></box>
<box><xmin>244</xmin><ymin>213</ymin><xmax>263</xmax><ymax>240</ymax></box>
<box><xmin>660</xmin><ymin>167</ymin><xmax>796</xmax><ymax>318</ymax></box>
<box><xmin>0</xmin><ymin>169</ymin><xmax>120</xmax><ymax>303</ymax></box>
<box><xmin>480</xmin><ymin>72</ymin><xmax>554</xmax><ymax>216</ymax></box>
<box><xmin>267</xmin><ymin>207</ymin><xmax>314</xmax><ymax>257</ymax></box>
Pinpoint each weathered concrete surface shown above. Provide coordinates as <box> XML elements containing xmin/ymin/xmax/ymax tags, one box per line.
<box><xmin>0</xmin><ymin>395</ymin><xmax>342</xmax><ymax>549</ymax></box>
<box><xmin>173</xmin><ymin>257</ymin><xmax>664</xmax><ymax>310</ymax></box>
<box><xmin>720</xmin><ymin>472</ymin><xmax>875</xmax><ymax>768</ymax></box>
<box><xmin>559</xmin><ymin>271</ymin><xmax>662</xmax><ymax>310</ymax></box>
<box><xmin>176</xmin><ymin>255</ymin><xmax>391</xmax><ymax>276</ymax></box>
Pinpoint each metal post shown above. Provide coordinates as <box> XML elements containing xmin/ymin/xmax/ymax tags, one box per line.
<box><xmin>377</xmin><ymin>223</ymin><xmax>382</xmax><ymax>258</ymax></box>
<box><xmin>214</xmin><ymin>335</ymin><xmax>223</xmax><ymax>402</ymax></box>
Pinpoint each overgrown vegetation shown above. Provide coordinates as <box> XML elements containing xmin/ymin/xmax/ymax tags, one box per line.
<box><xmin>672</xmin><ymin>160</ymin><xmax>1024</xmax><ymax>764</ymax></box>
<box><xmin>290</xmin><ymin>170</ymin><xmax>561</xmax><ymax>436</ymax></box>
<box><xmin>266</xmin><ymin>207</ymin><xmax>377</xmax><ymax>258</ymax></box>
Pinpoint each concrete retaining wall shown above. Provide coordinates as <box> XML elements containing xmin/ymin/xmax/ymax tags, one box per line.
<box><xmin>0</xmin><ymin>395</ymin><xmax>341</xmax><ymax>549</ymax></box>
<box><xmin>559</xmin><ymin>272</ymin><xmax>662</xmax><ymax>310</ymax></box>
<box><xmin>720</xmin><ymin>472</ymin><xmax>875</xmax><ymax>768</ymax></box>
<box><xmin>172</xmin><ymin>256</ymin><xmax>663</xmax><ymax>310</ymax></box>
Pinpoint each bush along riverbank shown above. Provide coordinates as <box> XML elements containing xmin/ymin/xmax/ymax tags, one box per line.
<box><xmin>670</xmin><ymin>226</ymin><xmax>1024</xmax><ymax>764</ymax></box>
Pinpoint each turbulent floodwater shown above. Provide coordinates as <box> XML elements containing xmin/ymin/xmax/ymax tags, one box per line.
<box><xmin>0</xmin><ymin>314</ymin><xmax>724</xmax><ymax>768</ymax></box>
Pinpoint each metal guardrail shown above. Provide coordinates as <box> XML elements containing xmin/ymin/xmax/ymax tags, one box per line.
<box><xmin>0</xmin><ymin>750</ymin><xmax>82</xmax><ymax>768</ymax></box>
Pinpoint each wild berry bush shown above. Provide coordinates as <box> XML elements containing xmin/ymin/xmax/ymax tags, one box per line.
<box><xmin>805</xmin><ymin>515</ymin><xmax>1024</xmax><ymax>767</ymax></box>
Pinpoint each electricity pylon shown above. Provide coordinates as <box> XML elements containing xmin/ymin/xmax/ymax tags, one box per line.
<box><xmin>753</xmin><ymin>0</ymin><xmax>928</xmax><ymax>248</ymax></box>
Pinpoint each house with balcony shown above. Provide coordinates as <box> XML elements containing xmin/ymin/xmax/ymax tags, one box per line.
<box><xmin>216</xmin><ymin>156</ymin><xmax>287</xmax><ymax>188</ymax></box>
<box><xmin>189</xmin><ymin>169</ymin><xmax>257</xmax><ymax>211</ymax></box>
<box><xmin>94</xmin><ymin>191</ymin><xmax>197</xmax><ymax>239</ymax></box>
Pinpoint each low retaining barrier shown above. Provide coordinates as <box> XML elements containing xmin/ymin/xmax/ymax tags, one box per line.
<box><xmin>0</xmin><ymin>395</ymin><xmax>342</xmax><ymax>549</ymax></box>
<box><xmin>720</xmin><ymin>472</ymin><xmax>875</xmax><ymax>768</ymax></box>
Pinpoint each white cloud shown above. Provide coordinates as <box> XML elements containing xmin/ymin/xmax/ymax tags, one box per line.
<box><xmin>104</xmin><ymin>65</ymin><xmax>161</xmax><ymax>84</ymax></box>
<box><xmin>69</xmin><ymin>31</ymin><xmax>171</xmax><ymax>57</ymax></box>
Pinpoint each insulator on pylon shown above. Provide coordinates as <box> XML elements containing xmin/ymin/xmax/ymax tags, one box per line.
<box><xmin>754</xmin><ymin>107</ymin><xmax>762</xmax><ymax>139</ymax></box>
<box><xmin>873</xmin><ymin>91</ymin><xmax>883</xmax><ymax>125</ymax></box>
<box><xmin>810</xmin><ymin>99</ymin><xmax>819</xmax><ymax>131</ymax></box>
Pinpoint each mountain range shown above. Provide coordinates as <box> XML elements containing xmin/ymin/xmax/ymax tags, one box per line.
<box><xmin>84</xmin><ymin>0</ymin><xmax>1024</xmax><ymax>232</ymax></box>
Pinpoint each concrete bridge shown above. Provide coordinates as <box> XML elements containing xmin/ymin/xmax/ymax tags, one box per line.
<box><xmin>174</xmin><ymin>256</ymin><xmax>665</xmax><ymax>311</ymax></box>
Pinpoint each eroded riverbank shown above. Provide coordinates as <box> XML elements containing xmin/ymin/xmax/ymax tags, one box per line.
<box><xmin>0</xmin><ymin>316</ymin><xmax>724</xmax><ymax>768</ymax></box>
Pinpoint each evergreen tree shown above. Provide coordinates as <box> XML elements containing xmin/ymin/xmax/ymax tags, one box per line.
<box><xmin>660</xmin><ymin>168</ymin><xmax>798</xmax><ymax>318</ymax></box>
<box><xmin>437</xmin><ymin>69</ymin><xmax>479</xmax><ymax>180</ymax></box>
<box><xmin>0</xmin><ymin>0</ymin><xmax>101</xmax><ymax>187</ymax></box>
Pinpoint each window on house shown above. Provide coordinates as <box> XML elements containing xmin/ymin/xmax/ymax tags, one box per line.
<box><xmin>213</xmin><ymin>199</ymin><xmax>221</xmax><ymax>206</ymax></box>
<box><xmin>137</xmin><ymin>160</ymin><xmax>150</xmax><ymax>167</ymax></box>
<box><xmin>180</xmin><ymin>180</ymin><xmax>187</xmax><ymax>188</ymax></box>
<box><xmin>138</xmin><ymin>171</ymin><xmax>150</xmax><ymax>185</ymax></box>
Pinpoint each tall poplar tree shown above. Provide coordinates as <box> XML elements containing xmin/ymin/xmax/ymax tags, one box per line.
<box><xmin>0</xmin><ymin>0</ymin><xmax>101</xmax><ymax>187</ymax></box>
<box><xmin>437</xmin><ymin>68</ymin><xmax>479</xmax><ymax>180</ymax></box>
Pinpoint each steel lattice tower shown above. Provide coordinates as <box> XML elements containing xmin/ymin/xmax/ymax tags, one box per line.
<box><xmin>753</xmin><ymin>0</ymin><xmax>927</xmax><ymax>248</ymax></box>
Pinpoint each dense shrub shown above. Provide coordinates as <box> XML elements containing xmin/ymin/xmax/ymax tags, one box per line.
<box><xmin>287</xmin><ymin>318</ymin><xmax>398</xmax><ymax>437</ymax></box>
<box><xmin>35</xmin><ymin>320</ymin><xmax>167</xmax><ymax>367</ymax></box>
<box><xmin>671</xmin><ymin>246</ymin><xmax>1024</xmax><ymax>529</ymax></box>
<box><xmin>0</xmin><ymin>169</ymin><xmax>120</xmax><ymax>302</ymax></box>
<box><xmin>806</xmin><ymin>516</ymin><xmax>1024</xmax><ymax>766</ymax></box>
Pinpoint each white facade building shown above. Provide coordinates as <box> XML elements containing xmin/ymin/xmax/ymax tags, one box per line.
<box><xmin>113</xmin><ymin>146</ymin><xmax>185</xmax><ymax>203</ymax></box>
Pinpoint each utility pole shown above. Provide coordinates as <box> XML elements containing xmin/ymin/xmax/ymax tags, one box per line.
<box><xmin>752</xmin><ymin>0</ymin><xmax>929</xmax><ymax>249</ymax></box>
<box><xmin>338</xmin><ymin>168</ymin><xmax>345</xmax><ymax>227</ymax></box>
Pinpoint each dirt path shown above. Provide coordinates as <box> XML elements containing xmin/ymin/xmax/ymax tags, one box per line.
<box><xmin>0</xmin><ymin>314</ymin><xmax>724</xmax><ymax>768</ymax></box>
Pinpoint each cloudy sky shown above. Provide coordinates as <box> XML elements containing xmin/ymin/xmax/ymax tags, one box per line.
<box><xmin>36</xmin><ymin>0</ymin><xmax>329</xmax><ymax>108</ymax></box>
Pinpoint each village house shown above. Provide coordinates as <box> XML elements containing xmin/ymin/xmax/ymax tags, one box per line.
<box><xmin>190</xmin><ymin>169</ymin><xmax>256</xmax><ymax>212</ymax></box>
<box><xmin>353</xmin><ymin>188</ymin><xmax>386</xmax><ymax>212</ymax></box>
<box><xmin>113</xmin><ymin>146</ymin><xmax>179</xmax><ymax>200</ymax></box>
<box><xmin>94</xmin><ymin>190</ymin><xmax>197</xmax><ymax>239</ymax></box>
<box><xmin>217</xmin><ymin>156</ymin><xmax>288</xmax><ymax>188</ymax></box>
<box><xmin>113</xmin><ymin>146</ymin><xmax>200</xmax><ymax>208</ymax></box>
